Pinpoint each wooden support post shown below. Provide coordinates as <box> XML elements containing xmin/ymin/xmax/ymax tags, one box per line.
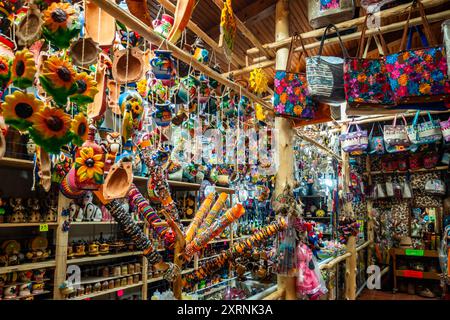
<box><xmin>365</xmin><ymin>155</ymin><xmax>375</xmax><ymax>267</ymax></box>
<box><xmin>345</xmin><ymin>236</ymin><xmax>357</xmax><ymax>300</ymax></box>
<box><xmin>53</xmin><ymin>192</ymin><xmax>70</xmax><ymax>300</ymax></box>
<box><xmin>141</xmin><ymin>222</ymin><xmax>149</xmax><ymax>300</ymax></box>
<box><xmin>274</xmin><ymin>0</ymin><xmax>296</xmax><ymax>301</ymax></box>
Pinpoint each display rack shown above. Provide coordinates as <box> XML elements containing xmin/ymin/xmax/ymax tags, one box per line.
<box><xmin>0</xmin><ymin>157</ymin><xmax>236</xmax><ymax>300</ymax></box>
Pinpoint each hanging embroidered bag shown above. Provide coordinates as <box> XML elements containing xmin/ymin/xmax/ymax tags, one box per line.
<box><xmin>368</xmin><ymin>123</ymin><xmax>385</xmax><ymax>155</ymax></box>
<box><xmin>274</xmin><ymin>33</ymin><xmax>316</xmax><ymax>119</ymax></box>
<box><xmin>440</xmin><ymin>116</ymin><xmax>450</xmax><ymax>143</ymax></box>
<box><xmin>406</xmin><ymin>111</ymin><xmax>442</xmax><ymax>145</ymax></box>
<box><xmin>340</xmin><ymin>122</ymin><xmax>368</xmax><ymax>153</ymax></box>
<box><xmin>344</xmin><ymin>15</ymin><xmax>395</xmax><ymax>109</ymax></box>
<box><xmin>385</xmin><ymin>0</ymin><xmax>450</xmax><ymax>105</ymax></box>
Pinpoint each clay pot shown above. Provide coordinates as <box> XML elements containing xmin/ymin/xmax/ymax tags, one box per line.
<box><xmin>102</xmin><ymin>161</ymin><xmax>133</xmax><ymax>201</ymax></box>
<box><xmin>153</xmin><ymin>14</ymin><xmax>174</xmax><ymax>38</ymax></box>
<box><xmin>150</xmin><ymin>50</ymin><xmax>175</xmax><ymax>82</ymax></box>
<box><xmin>112</xmin><ymin>47</ymin><xmax>146</xmax><ymax>84</ymax></box>
<box><xmin>69</xmin><ymin>37</ymin><xmax>101</xmax><ymax>67</ymax></box>
<box><xmin>126</xmin><ymin>0</ymin><xmax>152</xmax><ymax>26</ymax></box>
<box><xmin>15</xmin><ymin>6</ymin><xmax>43</xmax><ymax>47</ymax></box>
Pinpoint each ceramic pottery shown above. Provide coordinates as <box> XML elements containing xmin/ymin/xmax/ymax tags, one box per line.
<box><xmin>15</xmin><ymin>5</ymin><xmax>43</xmax><ymax>47</ymax></box>
<box><xmin>152</xmin><ymin>102</ymin><xmax>173</xmax><ymax>127</ymax></box>
<box><xmin>153</xmin><ymin>14</ymin><xmax>174</xmax><ymax>39</ymax></box>
<box><xmin>193</xmin><ymin>47</ymin><xmax>209</xmax><ymax>64</ymax></box>
<box><xmin>103</xmin><ymin>161</ymin><xmax>133</xmax><ymax>201</ymax></box>
<box><xmin>112</xmin><ymin>47</ymin><xmax>145</xmax><ymax>84</ymax></box>
<box><xmin>69</xmin><ymin>37</ymin><xmax>101</xmax><ymax>67</ymax></box>
<box><xmin>177</xmin><ymin>74</ymin><xmax>199</xmax><ymax>103</ymax></box>
<box><xmin>42</xmin><ymin>2</ymin><xmax>81</xmax><ymax>49</ymax></box>
<box><xmin>74</xmin><ymin>125</ymin><xmax>105</xmax><ymax>190</ymax></box>
<box><xmin>150</xmin><ymin>50</ymin><xmax>175</xmax><ymax>81</ymax></box>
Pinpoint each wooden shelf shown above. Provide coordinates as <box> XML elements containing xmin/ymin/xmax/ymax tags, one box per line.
<box><xmin>0</xmin><ymin>157</ymin><xmax>33</xmax><ymax>170</ymax></box>
<box><xmin>366</xmin><ymin>166</ymin><xmax>448</xmax><ymax>176</ymax></box>
<box><xmin>391</xmin><ymin>248</ymin><xmax>439</xmax><ymax>258</ymax></box>
<box><xmin>0</xmin><ymin>222</ymin><xmax>58</xmax><ymax>228</ymax></box>
<box><xmin>304</xmin><ymin>216</ymin><xmax>332</xmax><ymax>220</ymax></box>
<box><xmin>0</xmin><ymin>260</ymin><xmax>56</xmax><ymax>273</ymax></box>
<box><xmin>198</xmin><ymin>253</ymin><xmax>221</xmax><ymax>262</ymax></box>
<box><xmin>67</xmin><ymin>282</ymin><xmax>143</xmax><ymax>300</ymax></box>
<box><xmin>395</xmin><ymin>270</ymin><xmax>441</xmax><ymax>280</ymax></box>
<box><xmin>70</xmin><ymin>221</ymin><xmax>144</xmax><ymax>226</ymax></box>
<box><xmin>6</xmin><ymin>290</ymin><xmax>51</xmax><ymax>300</ymax></box>
<box><xmin>77</xmin><ymin>273</ymin><xmax>141</xmax><ymax>286</ymax></box>
<box><xmin>147</xmin><ymin>275</ymin><xmax>165</xmax><ymax>284</ymax></box>
<box><xmin>299</xmin><ymin>194</ymin><xmax>326</xmax><ymax>198</ymax></box>
<box><xmin>67</xmin><ymin>251</ymin><xmax>143</xmax><ymax>265</ymax></box>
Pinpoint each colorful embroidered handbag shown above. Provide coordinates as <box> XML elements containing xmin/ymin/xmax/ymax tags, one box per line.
<box><xmin>308</xmin><ymin>0</ymin><xmax>355</xmax><ymax>29</ymax></box>
<box><xmin>344</xmin><ymin>15</ymin><xmax>395</xmax><ymax>109</ymax></box>
<box><xmin>440</xmin><ymin>116</ymin><xmax>450</xmax><ymax>143</ymax></box>
<box><xmin>385</xmin><ymin>0</ymin><xmax>450</xmax><ymax>105</ymax></box>
<box><xmin>292</xmin><ymin>102</ymin><xmax>331</xmax><ymax>127</ymax></box>
<box><xmin>384</xmin><ymin>114</ymin><xmax>410</xmax><ymax>147</ymax></box>
<box><xmin>339</xmin><ymin>122</ymin><xmax>368</xmax><ymax>153</ymax></box>
<box><xmin>306</xmin><ymin>24</ymin><xmax>349</xmax><ymax>104</ymax></box>
<box><xmin>406</xmin><ymin>111</ymin><xmax>442</xmax><ymax>145</ymax></box>
<box><xmin>368</xmin><ymin>123</ymin><xmax>385</xmax><ymax>155</ymax></box>
<box><xmin>274</xmin><ymin>34</ymin><xmax>316</xmax><ymax>119</ymax></box>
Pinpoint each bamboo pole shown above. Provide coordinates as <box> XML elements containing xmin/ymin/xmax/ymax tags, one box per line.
<box><xmin>53</xmin><ymin>192</ymin><xmax>70</xmax><ymax>300</ymax></box>
<box><xmin>340</xmin><ymin>109</ymin><xmax>450</xmax><ymax>125</ymax></box>
<box><xmin>295</xmin><ymin>132</ymin><xmax>343</xmax><ymax>162</ymax></box>
<box><xmin>89</xmin><ymin>0</ymin><xmax>273</xmax><ymax>111</ymax></box>
<box><xmin>274</xmin><ymin>0</ymin><xmax>297</xmax><ymax>301</ymax></box>
<box><xmin>226</xmin><ymin>9</ymin><xmax>450</xmax><ymax>77</ymax></box>
<box><xmin>345</xmin><ymin>236</ymin><xmax>357</xmax><ymax>300</ymax></box>
<box><xmin>211</xmin><ymin>0</ymin><xmax>275</xmax><ymax>59</ymax></box>
<box><xmin>246</xmin><ymin>0</ymin><xmax>449</xmax><ymax>56</ymax></box>
<box><xmin>319</xmin><ymin>252</ymin><xmax>352</xmax><ymax>270</ymax></box>
<box><xmin>156</xmin><ymin>0</ymin><xmax>245</xmax><ymax>68</ymax></box>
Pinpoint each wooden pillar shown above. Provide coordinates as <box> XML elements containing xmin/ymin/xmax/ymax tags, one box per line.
<box><xmin>53</xmin><ymin>192</ymin><xmax>70</xmax><ymax>300</ymax></box>
<box><xmin>274</xmin><ymin>0</ymin><xmax>296</xmax><ymax>301</ymax></box>
<box><xmin>141</xmin><ymin>223</ymin><xmax>149</xmax><ymax>300</ymax></box>
<box><xmin>345</xmin><ymin>236</ymin><xmax>357</xmax><ymax>300</ymax></box>
<box><xmin>365</xmin><ymin>155</ymin><xmax>374</xmax><ymax>267</ymax></box>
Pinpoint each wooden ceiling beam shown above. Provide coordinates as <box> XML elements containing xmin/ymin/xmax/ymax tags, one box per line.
<box><xmin>224</xmin><ymin>8</ymin><xmax>450</xmax><ymax>77</ymax></box>
<box><xmin>156</xmin><ymin>0</ymin><xmax>245</xmax><ymax>68</ymax></box>
<box><xmin>235</xmin><ymin>0</ymin><xmax>277</xmax><ymax>25</ymax></box>
<box><xmin>89</xmin><ymin>0</ymin><xmax>273</xmax><ymax>111</ymax></box>
<box><xmin>211</xmin><ymin>0</ymin><xmax>275</xmax><ymax>60</ymax></box>
<box><xmin>245</xmin><ymin>0</ymin><xmax>449</xmax><ymax>56</ymax></box>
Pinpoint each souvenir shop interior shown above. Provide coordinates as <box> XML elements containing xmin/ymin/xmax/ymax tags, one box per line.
<box><xmin>0</xmin><ymin>0</ymin><xmax>449</xmax><ymax>302</ymax></box>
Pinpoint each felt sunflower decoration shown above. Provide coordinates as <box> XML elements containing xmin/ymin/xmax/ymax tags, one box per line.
<box><xmin>70</xmin><ymin>72</ymin><xmax>98</xmax><ymax>105</ymax></box>
<box><xmin>12</xmin><ymin>49</ymin><xmax>37</xmax><ymax>89</ymax></box>
<box><xmin>1</xmin><ymin>91</ymin><xmax>43</xmax><ymax>131</ymax></box>
<box><xmin>71</xmin><ymin>112</ymin><xmax>88</xmax><ymax>146</ymax></box>
<box><xmin>28</xmin><ymin>106</ymin><xmax>72</xmax><ymax>153</ymax></box>
<box><xmin>39</xmin><ymin>56</ymin><xmax>77</xmax><ymax>106</ymax></box>
<box><xmin>255</xmin><ymin>103</ymin><xmax>266</xmax><ymax>122</ymax></box>
<box><xmin>75</xmin><ymin>146</ymin><xmax>104</xmax><ymax>184</ymax></box>
<box><xmin>220</xmin><ymin>0</ymin><xmax>237</xmax><ymax>60</ymax></box>
<box><xmin>249</xmin><ymin>68</ymin><xmax>268</xmax><ymax>96</ymax></box>
<box><xmin>42</xmin><ymin>2</ymin><xmax>81</xmax><ymax>49</ymax></box>
<box><xmin>0</xmin><ymin>55</ymin><xmax>11</xmax><ymax>90</ymax></box>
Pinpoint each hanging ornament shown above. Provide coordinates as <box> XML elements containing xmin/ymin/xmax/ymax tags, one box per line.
<box><xmin>42</xmin><ymin>2</ymin><xmax>81</xmax><ymax>49</ymax></box>
<box><xmin>39</xmin><ymin>56</ymin><xmax>77</xmax><ymax>106</ymax></box>
<box><xmin>28</xmin><ymin>105</ymin><xmax>72</xmax><ymax>154</ymax></box>
<box><xmin>70</xmin><ymin>113</ymin><xmax>88</xmax><ymax>146</ymax></box>
<box><xmin>1</xmin><ymin>91</ymin><xmax>43</xmax><ymax>132</ymax></box>
<box><xmin>220</xmin><ymin>0</ymin><xmax>237</xmax><ymax>60</ymax></box>
<box><xmin>11</xmin><ymin>48</ymin><xmax>37</xmax><ymax>89</ymax></box>
<box><xmin>249</xmin><ymin>68</ymin><xmax>268</xmax><ymax>96</ymax></box>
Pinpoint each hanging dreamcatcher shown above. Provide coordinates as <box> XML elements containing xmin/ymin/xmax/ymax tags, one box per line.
<box><xmin>249</xmin><ymin>68</ymin><xmax>268</xmax><ymax>96</ymax></box>
<box><xmin>219</xmin><ymin>0</ymin><xmax>236</xmax><ymax>61</ymax></box>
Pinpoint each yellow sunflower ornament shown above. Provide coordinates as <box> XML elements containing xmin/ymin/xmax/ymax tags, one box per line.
<box><xmin>1</xmin><ymin>91</ymin><xmax>43</xmax><ymax>131</ymax></box>
<box><xmin>39</xmin><ymin>56</ymin><xmax>77</xmax><ymax>106</ymax></box>
<box><xmin>42</xmin><ymin>2</ymin><xmax>81</xmax><ymax>49</ymax></box>
<box><xmin>70</xmin><ymin>72</ymin><xmax>98</xmax><ymax>105</ymax></box>
<box><xmin>12</xmin><ymin>49</ymin><xmax>37</xmax><ymax>89</ymax></box>
<box><xmin>28</xmin><ymin>105</ymin><xmax>72</xmax><ymax>154</ymax></box>
<box><xmin>249</xmin><ymin>68</ymin><xmax>268</xmax><ymax>96</ymax></box>
<box><xmin>71</xmin><ymin>113</ymin><xmax>88</xmax><ymax>146</ymax></box>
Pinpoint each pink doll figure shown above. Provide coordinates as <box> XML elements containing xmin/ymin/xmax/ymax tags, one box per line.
<box><xmin>296</xmin><ymin>243</ymin><xmax>327</xmax><ymax>300</ymax></box>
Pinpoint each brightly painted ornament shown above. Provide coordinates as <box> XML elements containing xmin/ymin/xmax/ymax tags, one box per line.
<box><xmin>42</xmin><ymin>2</ymin><xmax>81</xmax><ymax>49</ymax></box>
<box><xmin>1</xmin><ymin>91</ymin><xmax>42</xmax><ymax>132</ymax></box>
<box><xmin>11</xmin><ymin>48</ymin><xmax>37</xmax><ymax>89</ymax></box>
<box><xmin>152</xmin><ymin>14</ymin><xmax>174</xmax><ymax>39</ymax></box>
<box><xmin>73</xmin><ymin>125</ymin><xmax>105</xmax><ymax>190</ymax></box>
<box><xmin>249</xmin><ymin>68</ymin><xmax>268</xmax><ymax>96</ymax></box>
<box><xmin>70</xmin><ymin>72</ymin><xmax>98</xmax><ymax>105</ymax></box>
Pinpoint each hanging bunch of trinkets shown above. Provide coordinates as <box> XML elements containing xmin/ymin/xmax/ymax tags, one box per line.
<box><xmin>337</xmin><ymin>216</ymin><xmax>360</xmax><ymax>244</ymax></box>
<box><xmin>219</xmin><ymin>0</ymin><xmax>236</xmax><ymax>60</ymax></box>
<box><xmin>183</xmin><ymin>218</ymin><xmax>287</xmax><ymax>282</ymax></box>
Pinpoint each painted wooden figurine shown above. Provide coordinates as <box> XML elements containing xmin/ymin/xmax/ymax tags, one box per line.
<box><xmin>82</xmin><ymin>192</ymin><xmax>102</xmax><ymax>221</ymax></box>
<box><xmin>102</xmin><ymin>131</ymin><xmax>121</xmax><ymax>172</ymax></box>
<box><xmin>9</xmin><ymin>198</ymin><xmax>27</xmax><ymax>223</ymax></box>
<box><xmin>27</xmin><ymin>198</ymin><xmax>41</xmax><ymax>223</ymax></box>
<box><xmin>68</xmin><ymin>200</ymin><xmax>83</xmax><ymax>222</ymax></box>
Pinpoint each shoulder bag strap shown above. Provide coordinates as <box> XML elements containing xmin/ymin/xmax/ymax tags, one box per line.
<box><xmin>400</xmin><ymin>0</ymin><xmax>436</xmax><ymax>51</ymax></box>
<box><xmin>285</xmin><ymin>33</ymin><xmax>298</xmax><ymax>73</ymax></box>
<box><xmin>292</xmin><ymin>34</ymin><xmax>309</xmax><ymax>73</ymax></box>
<box><xmin>412</xmin><ymin>110</ymin><xmax>420</xmax><ymax>126</ymax></box>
